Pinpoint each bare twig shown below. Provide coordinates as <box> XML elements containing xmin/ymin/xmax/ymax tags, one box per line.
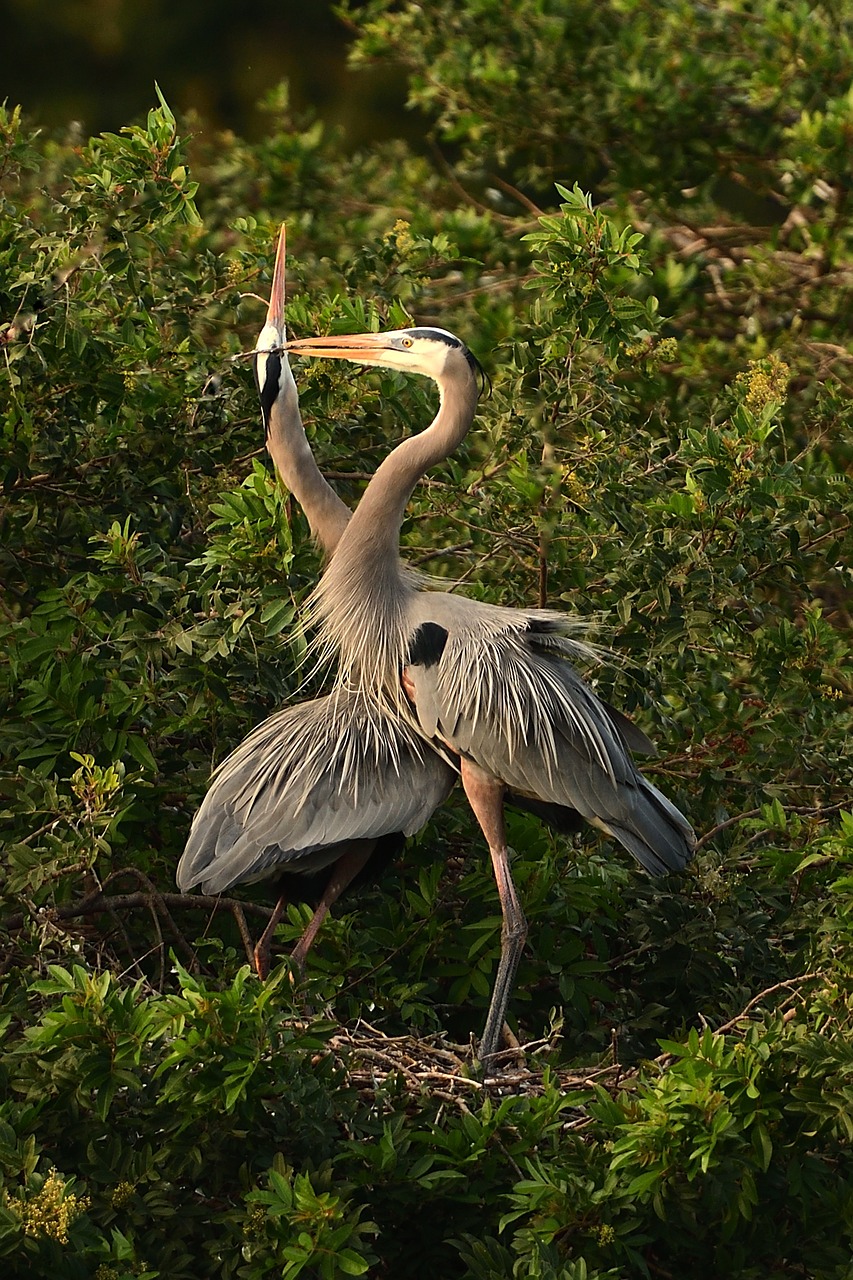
<box><xmin>231</xmin><ymin>903</ymin><xmax>257</xmax><ymax>967</ymax></box>
<box><xmin>695</xmin><ymin>800</ymin><xmax>846</xmax><ymax>851</ymax></box>
<box><xmin>713</xmin><ymin>973</ymin><xmax>822</xmax><ymax>1036</ymax></box>
<box><xmin>2</xmin><ymin>889</ymin><xmax>274</xmax><ymax>936</ymax></box>
<box><xmin>99</xmin><ymin>869</ymin><xmax>199</xmax><ymax>972</ymax></box>
<box><xmin>489</xmin><ymin>175</ymin><xmax>545</xmax><ymax>217</ymax></box>
<box><xmin>101</xmin><ymin>900</ymin><xmax>148</xmax><ymax>984</ymax></box>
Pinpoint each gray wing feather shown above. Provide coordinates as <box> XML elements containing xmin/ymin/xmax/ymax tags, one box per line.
<box><xmin>598</xmin><ymin>699</ymin><xmax>658</xmax><ymax>757</ymax></box>
<box><xmin>406</xmin><ymin>624</ymin><xmax>694</xmax><ymax>875</ymax></box>
<box><xmin>178</xmin><ymin>689</ymin><xmax>455</xmax><ymax>895</ymax></box>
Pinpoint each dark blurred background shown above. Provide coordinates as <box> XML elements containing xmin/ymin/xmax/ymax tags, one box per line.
<box><xmin>1</xmin><ymin>0</ymin><xmax>415</xmax><ymax>145</ymax></box>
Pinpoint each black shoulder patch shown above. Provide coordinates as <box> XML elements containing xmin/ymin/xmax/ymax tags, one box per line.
<box><xmin>406</xmin><ymin>622</ymin><xmax>448</xmax><ymax>668</ymax></box>
<box><xmin>256</xmin><ymin>351</ymin><xmax>282</xmax><ymax>437</ymax></box>
<box><xmin>525</xmin><ymin>617</ymin><xmax>560</xmax><ymax>635</ymax></box>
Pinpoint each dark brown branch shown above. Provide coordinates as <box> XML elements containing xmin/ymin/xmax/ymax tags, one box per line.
<box><xmin>99</xmin><ymin>868</ymin><xmax>200</xmax><ymax>972</ymax></box>
<box><xmin>231</xmin><ymin>904</ymin><xmax>257</xmax><ymax>967</ymax></box>
<box><xmin>695</xmin><ymin>800</ymin><xmax>846</xmax><ymax>851</ymax></box>
<box><xmin>2</xmin><ymin>890</ymin><xmax>274</xmax><ymax>936</ymax></box>
<box><xmin>102</xmin><ymin>900</ymin><xmax>148</xmax><ymax>984</ymax></box>
<box><xmin>713</xmin><ymin>973</ymin><xmax>821</xmax><ymax>1036</ymax></box>
<box><xmin>489</xmin><ymin>174</ymin><xmax>545</xmax><ymax>217</ymax></box>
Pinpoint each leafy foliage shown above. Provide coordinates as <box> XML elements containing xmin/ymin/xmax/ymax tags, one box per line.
<box><xmin>1</xmin><ymin>5</ymin><xmax>852</xmax><ymax>1274</ymax></box>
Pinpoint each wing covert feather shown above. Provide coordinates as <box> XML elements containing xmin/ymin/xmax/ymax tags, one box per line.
<box><xmin>178</xmin><ymin>690</ymin><xmax>454</xmax><ymax>895</ymax></box>
<box><xmin>404</xmin><ymin>620</ymin><xmax>694</xmax><ymax>875</ymax></box>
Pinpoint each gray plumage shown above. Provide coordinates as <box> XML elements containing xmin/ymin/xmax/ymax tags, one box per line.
<box><xmin>402</xmin><ymin>601</ymin><xmax>691</xmax><ymax>878</ymax></box>
<box><xmin>178</xmin><ymin>687</ymin><xmax>454</xmax><ymax>894</ymax></box>
<box><xmin>177</xmin><ymin>230</ymin><xmax>455</xmax><ymax>972</ymax></box>
<box><xmin>284</xmin><ymin>324</ymin><xmax>696</xmax><ymax>1061</ymax></box>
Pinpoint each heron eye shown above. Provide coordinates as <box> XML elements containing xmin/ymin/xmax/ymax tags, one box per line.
<box><xmin>401</xmin><ymin>336</ymin><xmax>413</xmax><ymax>348</ymax></box>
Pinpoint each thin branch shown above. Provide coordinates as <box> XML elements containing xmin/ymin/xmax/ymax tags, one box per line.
<box><xmin>231</xmin><ymin>903</ymin><xmax>257</xmax><ymax>967</ymax></box>
<box><xmin>695</xmin><ymin>807</ymin><xmax>763</xmax><ymax>849</ymax></box>
<box><xmin>2</xmin><ymin>890</ymin><xmax>274</xmax><ymax>936</ymax></box>
<box><xmin>696</xmin><ymin>800</ymin><xmax>846</xmax><ymax>850</ymax></box>
<box><xmin>99</xmin><ymin>868</ymin><xmax>199</xmax><ymax>971</ymax></box>
<box><xmin>102</xmin><ymin>901</ymin><xmax>148</xmax><ymax>984</ymax></box>
<box><xmin>489</xmin><ymin>175</ymin><xmax>545</xmax><ymax>217</ymax></box>
<box><xmin>714</xmin><ymin>973</ymin><xmax>822</xmax><ymax>1036</ymax></box>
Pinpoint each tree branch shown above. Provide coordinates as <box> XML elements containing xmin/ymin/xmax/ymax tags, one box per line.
<box><xmin>2</xmin><ymin>890</ymin><xmax>274</xmax><ymax>936</ymax></box>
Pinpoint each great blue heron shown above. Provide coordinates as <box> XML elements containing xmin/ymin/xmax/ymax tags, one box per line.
<box><xmin>284</xmin><ymin>325</ymin><xmax>696</xmax><ymax>1062</ymax></box>
<box><xmin>177</xmin><ymin>230</ymin><xmax>455</xmax><ymax>976</ymax></box>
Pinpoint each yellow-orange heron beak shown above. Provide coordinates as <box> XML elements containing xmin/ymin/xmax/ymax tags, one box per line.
<box><xmin>266</xmin><ymin>224</ymin><xmax>287</xmax><ymax>331</ymax></box>
<box><xmin>283</xmin><ymin>333</ymin><xmax>392</xmax><ymax>364</ymax></box>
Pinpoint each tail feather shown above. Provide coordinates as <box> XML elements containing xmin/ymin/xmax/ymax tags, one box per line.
<box><xmin>602</xmin><ymin>776</ymin><xmax>696</xmax><ymax>876</ymax></box>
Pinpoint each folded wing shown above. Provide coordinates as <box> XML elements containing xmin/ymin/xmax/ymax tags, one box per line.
<box><xmin>178</xmin><ymin>688</ymin><xmax>456</xmax><ymax>895</ymax></box>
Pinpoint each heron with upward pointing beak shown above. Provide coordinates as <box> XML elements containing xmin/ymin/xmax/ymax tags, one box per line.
<box><xmin>177</xmin><ymin>230</ymin><xmax>455</xmax><ymax>977</ymax></box>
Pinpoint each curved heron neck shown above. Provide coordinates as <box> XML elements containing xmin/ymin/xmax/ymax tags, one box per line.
<box><xmin>266</xmin><ymin>392</ymin><xmax>351</xmax><ymax>558</ymax></box>
<box><xmin>313</xmin><ymin>368</ymin><xmax>478</xmax><ymax>693</ymax></box>
<box><xmin>337</xmin><ymin>370</ymin><xmax>477</xmax><ymax>570</ymax></box>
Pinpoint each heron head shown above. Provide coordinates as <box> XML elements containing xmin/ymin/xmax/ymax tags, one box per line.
<box><xmin>254</xmin><ymin>225</ymin><xmax>297</xmax><ymax>434</ymax></box>
<box><xmin>285</xmin><ymin>325</ymin><xmax>487</xmax><ymax>394</ymax></box>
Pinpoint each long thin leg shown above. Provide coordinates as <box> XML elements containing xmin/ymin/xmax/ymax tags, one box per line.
<box><xmin>290</xmin><ymin>840</ymin><xmax>376</xmax><ymax>976</ymax></box>
<box><xmin>460</xmin><ymin>758</ymin><xmax>527</xmax><ymax>1067</ymax></box>
<box><xmin>254</xmin><ymin>893</ymin><xmax>289</xmax><ymax>980</ymax></box>
<box><xmin>254</xmin><ymin>841</ymin><xmax>377</xmax><ymax>979</ymax></box>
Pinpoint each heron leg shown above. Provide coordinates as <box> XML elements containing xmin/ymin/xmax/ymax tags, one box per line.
<box><xmin>289</xmin><ymin>840</ymin><xmax>376</xmax><ymax>976</ymax></box>
<box><xmin>254</xmin><ymin>893</ymin><xmax>289</xmax><ymax>980</ymax></box>
<box><xmin>460</xmin><ymin>758</ymin><xmax>527</xmax><ymax>1067</ymax></box>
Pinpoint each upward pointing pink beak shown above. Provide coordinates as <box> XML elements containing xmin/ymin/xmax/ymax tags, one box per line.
<box><xmin>266</xmin><ymin>224</ymin><xmax>287</xmax><ymax>330</ymax></box>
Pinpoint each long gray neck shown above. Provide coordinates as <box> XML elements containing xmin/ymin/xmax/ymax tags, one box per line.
<box><xmin>267</xmin><ymin>380</ymin><xmax>351</xmax><ymax>558</ymax></box>
<box><xmin>312</xmin><ymin>366</ymin><xmax>479</xmax><ymax>694</ymax></box>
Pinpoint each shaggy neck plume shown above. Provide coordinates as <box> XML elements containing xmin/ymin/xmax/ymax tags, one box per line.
<box><xmin>312</xmin><ymin>368</ymin><xmax>479</xmax><ymax>699</ymax></box>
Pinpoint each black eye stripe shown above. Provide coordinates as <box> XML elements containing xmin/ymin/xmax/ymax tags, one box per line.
<box><xmin>408</xmin><ymin>327</ymin><xmax>459</xmax><ymax>347</ymax></box>
<box><xmin>404</xmin><ymin>327</ymin><xmax>488</xmax><ymax>394</ymax></box>
<box><xmin>257</xmin><ymin>351</ymin><xmax>282</xmax><ymax>435</ymax></box>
